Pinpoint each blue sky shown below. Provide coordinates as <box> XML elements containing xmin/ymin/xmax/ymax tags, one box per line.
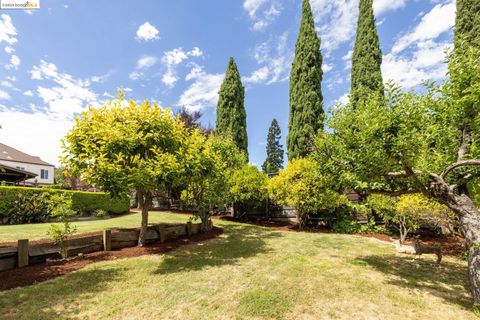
<box><xmin>0</xmin><ymin>0</ymin><xmax>455</xmax><ymax>167</ymax></box>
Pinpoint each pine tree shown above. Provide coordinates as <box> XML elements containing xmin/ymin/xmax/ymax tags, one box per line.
<box><xmin>455</xmin><ymin>0</ymin><xmax>480</xmax><ymax>50</ymax></box>
<box><xmin>262</xmin><ymin>119</ymin><xmax>284</xmax><ymax>174</ymax></box>
<box><xmin>287</xmin><ymin>0</ymin><xmax>324</xmax><ymax>160</ymax></box>
<box><xmin>350</xmin><ymin>0</ymin><xmax>383</xmax><ymax>106</ymax></box>
<box><xmin>216</xmin><ymin>57</ymin><xmax>249</xmax><ymax>160</ymax></box>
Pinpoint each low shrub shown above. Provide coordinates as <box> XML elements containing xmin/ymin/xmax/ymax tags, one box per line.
<box><xmin>0</xmin><ymin>186</ymin><xmax>129</xmax><ymax>224</ymax></box>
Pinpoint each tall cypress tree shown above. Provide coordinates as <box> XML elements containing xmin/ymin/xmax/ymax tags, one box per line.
<box><xmin>350</xmin><ymin>0</ymin><xmax>383</xmax><ymax>106</ymax></box>
<box><xmin>262</xmin><ymin>118</ymin><xmax>284</xmax><ymax>174</ymax></box>
<box><xmin>216</xmin><ymin>57</ymin><xmax>249</xmax><ymax>160</ymax></box>
<box><xmin>455</xmin><ymin>0</ymin><xmax>480</xmax><ymax>50</ymax></box>
<box><xmin>287</xmin><ymin>0</ymin><xmax>323</xmax><ymax>160</ymax></box>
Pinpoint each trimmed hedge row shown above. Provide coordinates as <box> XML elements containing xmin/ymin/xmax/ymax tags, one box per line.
<box><xmin>0</xmin><ymin>186</ymin><xmax>130</xmax><ymax>223</ymax></box>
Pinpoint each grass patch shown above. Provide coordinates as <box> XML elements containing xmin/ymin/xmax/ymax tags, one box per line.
<box><xmin>238</xmin><ymin>289</ymin><xmax>291</xmax><ymax>319</ymax></box>
<box><xmin>0</xmin><ymin>212</ymin><xmax>476</xmax><ymax>319</ymax></box>
<box><xmin>0</xmin><ymin>211</ymin><xmax>189</xmax><ymax>242</ymax></box>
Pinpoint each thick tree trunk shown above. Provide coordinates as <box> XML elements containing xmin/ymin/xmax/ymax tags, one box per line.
<box><xmin>138</xmin><ymin>191</ymin><xmax>151</xmax><ymax>247</ymax></box>
<box><xmin>199</xmin><ymin>210</ymin><xmax>212</xmax><ymax>232</ymax></box>
<box><xmin>456</xmin><ymin>197</ymin><xmax>480</xmax><ymax>307</ymax></box>
<box><xmin>429</xmin><ymin>181</ymin><xmax>480</xmax><ymax>306</ymax></box>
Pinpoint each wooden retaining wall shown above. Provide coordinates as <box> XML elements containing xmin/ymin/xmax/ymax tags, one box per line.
<box><xmin>0</xmin><ymin>222</ymin><xmax>202</xmax><ymax>272</ymax></box>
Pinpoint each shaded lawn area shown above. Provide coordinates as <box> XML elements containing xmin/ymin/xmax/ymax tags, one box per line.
<box><xmin>0</xmin><ymin>211</ymin><xmax>189</xmax><ymax>243</ymax></box>
<box><xmin>0</xmin><ymin>212</ymin><xmax>475</xmax><ymax>319</ymax></box>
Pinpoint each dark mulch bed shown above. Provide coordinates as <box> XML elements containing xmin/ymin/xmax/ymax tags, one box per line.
<box><xmin>0</xmin><ymin>227</ymin><xmax>223</xmax><ymax>292</ymax></box>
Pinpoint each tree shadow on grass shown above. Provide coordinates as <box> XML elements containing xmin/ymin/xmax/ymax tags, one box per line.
<box><xmin>0</xmin><ymin>266</ymin><xmax>125</xmax><ymax>320</ymax></box>
<box><xmin>154</xmin><ymin>224</ymin><xmax>283</xmax><ymax>275</ymax></box>
<box><xmin>358</xmin><ymin>254</ymin><xmax>473</xmax><ymax>310</ymax></box>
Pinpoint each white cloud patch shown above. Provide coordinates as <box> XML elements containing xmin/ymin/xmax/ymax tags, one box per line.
<box><xmin>244</xmin><ymin>66</ymin><xmax>270</xmax><ymax>84</ymax></box>
<box><xmin>161</xmin><ymin>47</ymin><xmax>203</xmax><ymax>88</ymax></box>
<box><xmin>5</xmin><ymin>54</ymin><xmax>20</xmax><ymax>70</ymax></box>
<box><xmin>310</xmin><ymin>0</ymin><xmax>409</xmax><ymax>52</ymax></box>
<box><xmin>23</xmin><ymin>90</ymin><xmax>33</xmax><ymax>96</ymax></box>
<box><xmin>244</xmin><ymin>0</ymin><xmax>281</xmax><ymax>31</ymax></box>
<box><xmin>30</xmin><ymin>60</ymin><xmax>97</xmax><ymax>117</ymax></box>
<box><xmin>136</xmin><ymin>22</ymin><xmax>159</xmax><ymax>41</ymax></box>
<box><xmin>248</xmin><ymin>32</ymin><xmax>292</xmax><ymax>84</ymax></box>
<box><xmin>178</xmin><ymin>65</ymin><xmax>223</xmax><ymax>112</ymax></box>
<box><xmin>129</xmin><ymin>55</ymin><xmax>158</xmax><ymax>80</ymax></box>
<box><xmin>382</xmin><ymin>1</ymin><xmax>455</xmax><ymax>89</ymax></box>
<box><xmin>0</xmin><ymin>89</ymin><xmax>11</xmax><ymax>100</ymax></box>
<box><xmin>0</xmin><ymin>14</ymin><xmax>17</xmax><ymax>45</ymax></box>
<box><xmin>392</xmin><ymin>1</ymin><xmax>455</xmax><ymax>54</ymax></box>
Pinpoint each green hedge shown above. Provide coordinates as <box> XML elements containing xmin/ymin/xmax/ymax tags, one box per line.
<box><xmin>0</xmin><ymin>186</ymin><xmax>130</xmax><ymax>223</ymax></box>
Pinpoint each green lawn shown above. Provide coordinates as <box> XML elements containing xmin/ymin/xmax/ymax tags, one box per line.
<box><xmin>0</xmin><ymin>212</ymin><xmax>475</xmax><ymax>319</ymax></box>
<box><xmin>0</xmin><ymin>212</ymin><xmax>189</xmax><ymax>243</ymax></box>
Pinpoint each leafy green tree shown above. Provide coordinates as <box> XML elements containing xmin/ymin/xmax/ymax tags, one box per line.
<box><xmin>314</xmin><ymin>46</ymin><xmax>480</xmax><ymax>304</ymax></box>
<box><xmin>229</xmin><ymin>164</ymin><xmax>268</xmax><ymax>218</ymax></box>
<box><xmin>216</xmin><ymin>57</ymin><xmax>248</xmax><ymax>160</ymax></box>
<box><xmin>268</xmin><ymin>158</ymin><xmax>348</xmax><ymax>229</ymax></box>
<box><xmin>62</xmin><ymin>93</ymin><xmax>187</xmax><ymax>246</ymax></box>
<box><xmin>262</xmin><ymin>119</ymin><xmax>284</xmax><ymax>174</ymax></box>
<box><xmin>368</xmin><ymin>194</ymin><xmax>454</xmax><ymax>244</ymax></box>
<box><xmin>181</xmin><ymin>133</ymin><xmax>245</xmax><ymax>230</ymax></box>
<box><xmin>350</xmin><ymin>0</ymin><xmax>384</xmax><ymax>106</ymax></box>
<box><xmin>287</xmin><ymin>0</ymin><xmax>324</xmax><ymax>160</ymax></box>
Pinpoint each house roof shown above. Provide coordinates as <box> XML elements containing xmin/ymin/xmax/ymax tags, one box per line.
<box><xmin>0</xmin><ymin>143</ymin><xmax>54</xmax><ymax>167</ymax></box>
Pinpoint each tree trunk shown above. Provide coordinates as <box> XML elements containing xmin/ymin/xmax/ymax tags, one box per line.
<box><xmin>138</xmin><ymin>191</ymin><xmax>151</xmax><ymax>247</ymax></box>
<box><xmin>457</xmin><ymin>199</ymin><xmax>480</xmax><ymax>307</ymax></box>
<box><xmin>199</xmin><ymin>210</ymin><xmax>212</xmax><ymax>232</ymax></box>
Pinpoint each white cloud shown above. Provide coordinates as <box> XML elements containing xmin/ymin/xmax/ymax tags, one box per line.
<box><xmin>1</xmin><ymin>80</ymin><xmax>13</xmax><ymax>88</ymax></box>
<box><xmin>310</xmin><ymin>0</ymin><xmax>409</xmax><ymax>52</ymax></box>
<box><xmin>5</xmin><ymin>54</ymin><xmax>20</xmax><ymax>70</ymax></box>
<box><xmin>23</xmin><ymin>90</ymin><xmax>33</xmax><ymax>96</ymax></box>
<box><xmin>0</xmin><ymin>89</ymin><xmax>11</xmax><ymax>100</ymax></box>
<box><xmin>244</xmin><ymin>66</ymin><xmax>270</xmax><ymax>84</ymax></box>
<box><xmin>244</xmin><ymin>0</ymin><xmax>281</xmax><ymax>31</ymax></box>
<box><xmin>129</xmin><ymin>55</ymin><xmax>158</xmax><ymax>80</ymax></box>
<box><xmin>382</xmin><ymin>40</ymin><xmax>451</xmax><ymax>88</ymax></box>
<box><xmin>382</xmin><ymin>1</ymin><xmax>455</xmax><ymax>89</ymax></box>
<box><xmin>250</xmin><ymin>32</ymin><xmax>292</xmax><ymax>84</ymax></box>
<box><xmin>161</xmin><ymin>47</ymin><xmax>203</xmax><ymax>88</ymax></box>
<box><xmin>30</xmin><ymin>60</ymin><xmax>97</xmax><ymax>117</ymax></box>
<box><xmin>322</xmin><ymin>63</ymin><xmax>333</xmax><ymax>73</ymax></box>
<box><xmin>373</xmin><ymin>0</ymin><xmax>408</xmax><ymax>16</ymax></box>
<box><xmin>136</xmin><ymin>22</ymin><xmax>159</xmax><ymax>41</ymax></box>
<box><xmin>0</xmin><ymin>109</ymin><xmax>73</xmax><ymax>166</ymax></box>
<box><xmin>392</xmin><ymin>1</ymin><xmax>455</xmax><ymax>54</ymax></box>
<box><xmin>0</xmin><ymin>14</ymin><xmax>17</xmax><ymax>45</ymax></box>
<box><xmin>124</xmin><ymin>87</ymin><xmax>133</xmax><ymax>92</ymax></box>
<box><xmin>338</xmin><ymin>93</ymin><xmax>350</xmax><ymax>105</ymax></box>
<box><xmin>178</xmin><ymin>66</ymin><xmax>223</xmax><ymax>112</ymax></box>
<box><xmin>4</xmin><ymin>46</ymin><xmax>14</xmax><ymax>54</ymax></box>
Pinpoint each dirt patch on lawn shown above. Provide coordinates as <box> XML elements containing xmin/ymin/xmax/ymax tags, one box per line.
<box><xmin>0</xmin><ymin>227</ymin><xmax>223</xmax><ymax>292</ymax></box>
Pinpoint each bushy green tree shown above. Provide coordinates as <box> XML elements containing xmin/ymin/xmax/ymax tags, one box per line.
<box><xmin>216</xmin><ymin>57</ymin><xmax>249</xmax><ymax>160</ymax></box>
<box><xmin>229</xmin><ymin>164</ymin><xmax>268</xmax><ymax>218</ymax></box>
<box><xmin>368</xmin><ymin>194</ymin><xmax>454</xmax><ymax>243</ymax></box>
<box><xmin>62</xmin><ymin>93</ymin><xmax>187</xmax><ymax>246</ymax></box>
<box><xmin>262</xmin><ymin>119</ymin><xmax>284</xmax><ymax>174</ymax></box>
<box><xmin>268</xmin><ymin>158</ymin><xmax>348</xmax><ymax>229</ymax></box>
<box><xmin>287</xmin><ymin>0</ymin><xmax>324</xmax><ymax>160</ymax></box>
<box><xmin>350</xmin><ymin>0</ymin><xmax>384</xmax><ymax>106</ymax></box>
<box><xmin>314</xmin><ymin>47</ymin><xmax>480</xmax><ymax>304</ymax></box>
<box><xmin>180</xmin><ymin>133</ymin><xmax>245</xmax><ymax>230</ymax></box>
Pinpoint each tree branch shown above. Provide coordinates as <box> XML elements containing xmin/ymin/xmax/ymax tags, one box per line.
<box><xmin>441</xmin><ymin>160</ymin><xmax>480</xmax><ymax>179</ymax></box>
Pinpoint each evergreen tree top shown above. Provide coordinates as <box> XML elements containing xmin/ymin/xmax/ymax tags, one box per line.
<box><xmin>350</xmin><ymin>0</ymin><xmax>383</xmax><ymax>105</ymax></box>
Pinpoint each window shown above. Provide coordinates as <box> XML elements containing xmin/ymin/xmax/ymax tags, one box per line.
<box><xmin>40</xmin><ymin>169</ymin><xmax>49</xmax><ymax>180</ymax></box>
